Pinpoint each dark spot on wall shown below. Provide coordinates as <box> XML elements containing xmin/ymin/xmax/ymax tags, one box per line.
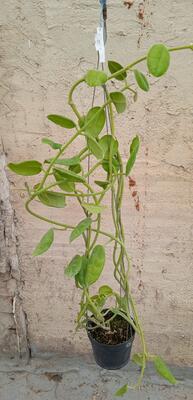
<box><xmin>138</xmin><ymin>2</ymin><xmax>145</xmax><ymax>20</ymax></box>
<box><xmin>138</xmin><ymin>280</ymin><xmax>144</xmax><ymax>291</ymax></box>
<box><xmin>128</xmin><ymin>177</ymin><xmax>140</xmax><ymax>212</ymax></box>
<box><xmin>123</xmin><ymin>0</ymin><xmax>134</xmax><ymax>10</ymax></box>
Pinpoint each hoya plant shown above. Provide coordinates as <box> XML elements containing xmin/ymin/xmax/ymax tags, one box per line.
<box><xmin>8</xmin><ymin>43</ymin><xmax>193</xmax><ymax>396</ymax></box>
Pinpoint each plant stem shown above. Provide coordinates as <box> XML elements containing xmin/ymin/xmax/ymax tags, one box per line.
<box><xmin>108</xmin><ymin>44</ymin><xmax>193</xmax><ymax>81</ymax></box>
<box><xmin>68</xmin><ymin>77</ymin><xmax>85</xmax><ymax>119</ymax></box>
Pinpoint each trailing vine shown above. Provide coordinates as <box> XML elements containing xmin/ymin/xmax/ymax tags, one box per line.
<box><xmin>8</xmin><ymin>43</ymin><xmax>193</xmax><ymax>396</ymax></box>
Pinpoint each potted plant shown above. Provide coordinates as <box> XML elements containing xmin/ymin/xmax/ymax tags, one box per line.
<box><xmin>8</xmin><ymin>42</ymin><xmax>193</xmax><ymax>396</ymax></box>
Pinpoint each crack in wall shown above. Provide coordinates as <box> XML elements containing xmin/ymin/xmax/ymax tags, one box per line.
<box><xmin>0</xmin><ymin>142</ymin><xmax>30</xmax><ymax>360</ymax></box>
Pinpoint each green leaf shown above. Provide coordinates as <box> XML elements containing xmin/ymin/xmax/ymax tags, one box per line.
<box><xmin>85</xmin><ymin>70</ymin><xmax>108</xmax><ymax>87</ymax></box>
<box><xmin>115</xmin><ymin>384</ymin><xmax>128</xmax><ymax>397</ymax></box>
<box><xmin>32</xmin><ymin>228</ymin><xmax>54</xmax><ymax>256</ymax></box>
<box><xmin>53</xmin><ymin>170</ymin><xmax>75</xmax><ymax>192</ymax></box>
<box><xmin>81</xmin><ymin>203</ymin><xmax>106</xmax><ymax>214</ymax></box>
<box><xmin>110</xmin><ymin>92</ymin><xmax>126</xmax><ymax>113</ymax></box>
<box><xmin>87</xmin><ymin>137</ymin><xmax>104</xmax><ymax>160</ymax></box>
<box><xmin>78</xmin><ymin>116</ymin><xmax>85</xmax><ymax>128</ymax></box>
<box><xmin>8</xmin><ymin>160</ymin><xmax>42</xmax><ymax>176</ymax></box>
<box><xmin>147</xmin><ymin>44</ymin><xmax>170</xmax><ymax>77</ymax></box>
<box><xmin>132</xmin><ymin>353</ymin><xmax>144</xmax><ymax>367</ymax></box>
<box><xmin>134</xmin><ymin>69</ymin><xmax>149</xmax><ymax>92</ymax></box>
<box><xmin>42</xmin><ymin>138</ymin><xmax>62</xmax><ymax>150</ymax></box>
<box><xmin>46</xmin><ymin>156</ymin><xmax>80</xmax><ymax>166</ymax></box>
<box><xmin>108</xmin><ymin>60</ymin><xmax>127</xmax><ymax>81</ymax></box>
<box><xmin>94</xmin><ymin>180</ymin><xmax>109</xmax><ymax>189</ymax></box>
<box><xmin>65</xmin><ymin>255</ymin><xmax>82</xmax><ymax>278</ymax></box>
<box><xmin>125</xmin><ymin>136</ymin><xmax>140</xmax><ymax>176</ymax></box>
<box><xmin>99</xmin><ymin>135</ymin><xmax>118</xmax><ymax>159</ymax></box>
<box><xmin>99</xmin><ymin>285</ymin><xmax>113</xmax><ymax>296</ymax></box>
<box><xmin>115</xmin><ymin>294</ymin><xmax>128</xmax><ymax>313</ymax></box>
<box><xmin>75</xmin><ymin>255</ymin><xmax>88</xmax><ymax>288</ymax></box>
<box><xmin>38</xmin><ymin>191</ymin><xmax>66</xmax><ymax>208</ymax></box>
<box><xmin>90</xmin><ymin>294</ymin><xmax>106</xmax><ymax>310</ymax></box>
<box><xmin>69</xmin><ymin>164</ymin><xmax>81</xmax><ymax>173</ymax></box>
<box><xmin>102</xmin><ymin>157</ymin><xmax>120</xmax><ymax>174</ymax></box>
<box><xmin>70</xmin><ymin>218</ymin><xmax>92</xmax><ymax>243</ymax></box>
<box><xmin>47</xmin><ymin>114</ymin><xmax>76</xmax><ymax>129</ymax></box>
<box><xmin>153</xmin><ymin>356</ymin><xmax>177</xmax><ymax>384</ymax></box>
<box><xmin>86</xmin><ymin>245</ymin><xmax>105</xmax><ymax>286</ymax></box>
<box><xmin>53</xmin><ymin>167</ymin><xmax>85</xmax><ymax>183</ymax></box>
<box><xmin>84</xmin><ymin>107</ymin><xmax>105</xmax><ymax>138</ymax></box>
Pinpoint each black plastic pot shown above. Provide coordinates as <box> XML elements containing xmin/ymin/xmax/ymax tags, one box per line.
<box><xmin>87</xmin><ymin>316</ymin><xmax>135</xmax><ymax>370</ymax></box>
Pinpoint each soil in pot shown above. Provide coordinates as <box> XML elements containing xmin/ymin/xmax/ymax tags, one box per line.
<box><xmin>88</xmin><ymin>310</ymin><xmax>134</xmax><ymax>345</ymax></box>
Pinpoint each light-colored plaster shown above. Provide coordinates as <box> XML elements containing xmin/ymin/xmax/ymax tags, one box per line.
<box><xmin>0</xmin><ymin>0</ymin><xmax>193</xmax><ymax>364</ymax></box>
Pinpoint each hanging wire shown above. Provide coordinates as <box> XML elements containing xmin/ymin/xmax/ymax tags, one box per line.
<box><xmin>99</xmin><ymin>0</ymin><xmax>107</xmax><ymax>44</ymax></box>
<box><xmin>85</xmin><ymin>1</ymin><xmax>106</xmax><ymax>327</ymax></box>
<box><xmin>87</xmin><ymin>1</ymin><xmax>132</xmax><ymax>339</ymax></box>
<box><xmin>100</xmin><ymin>2</ymin><xmax>132</xmax><ymax>339</ymax></box>
<box><xmin>87</xmin><ymin>53</ymin><xmax>100</xmax><ymax>191</ymax></box>
<box><xmin>87</xmin><ymin>0</ymin><xmax>107</xmax><ymax>191</ymax></box>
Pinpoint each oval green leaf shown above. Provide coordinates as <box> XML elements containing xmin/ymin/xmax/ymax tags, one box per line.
<box><xmin>147</xmin><ymin>44</ymin><xmax>170</xmax><ymax>77</ymax></box>
<box><xmin>110</xmin><ymin>92</ymin><xmax>126</xmax><ymax>114</ymax></box>
<box><xmin>87</xmin><ymin>137</ymin><xmax>104</xmax><ymax>160</ymax></box>
<box><xmin>115</xmin><ymin>384</ymin><xmax>128</xmax><ymax>397</ymax></box>
<box><xmin>81</xmin><ymin>203</ymin><xmax>106</xmax><ymax>214</ymax></box>
<box><xmin>86</xmin><ymin>245</ymin><xmax>105</xmax><ymax>286</ymax></box>
<box><xmin>47</xmin><ymin>114</ymin><xmax>76</xmax><ymax>129</ymax></box>
<box><xmin>99</xmin><ymin>285</ymin><xmax>113</xmax><ymax>296</ymax></box>
<box><xmin>42</xmin><ymin>138</ymin><xmax>62</xmax><ymax>150</ymax></box>
<box><xmin>134</xmin><ymin>69</ymin><xmax>149</xmax><ymax>92</ymax></box>
<box><xmin>90</xmin><ymin>294</ymin><xmax>106</xmax><ymax>310</ymax></box>
<box><xmin>8</xmin><ymin>160</ymin><xmax>42</xmax><ymax>176</ymax></box>
<box><xmin>84</xmin><ymin>107</ymin><xmax>105</xmax><ymax>138</ymax></box>
<box><xmin>69</xmin><ymin>163</ymin><xmax>81</xmax><ymax>173</ymax></box>
<box><xmin>108</xmin><ymin>60</ymin><xmax>127</xmax><ymax>81</ymax></box>
<box><xmin>85</xmin><ymin>70</ymin><xmax>108</xmax><ymax>87</ymax></box>
<box><xmin>70</xmin><ymin>218</ymin><xmax>92</xmax><ymax>243</ymax></box>
<box><xmin>153</xmin><ymin>356</ymin><xmax>177</xmax><ymax>384</ymax></box>
<box><xmin>99</xmin><ymin>135</ymin><xmax>118</xmax><ymax>159</ymax></box>
<box><xmin>75</xmin><ymin>255</ymin><xmax>88</xmax><ymax>288</ymax></box>
<box><xmin>125</xmin><ymin>136</ymin><xmax>140</xmax><ymax>176</ymax></box>
<box><xmin>102</xmin><ymin>157</ymin><xmax>120</xmax><ymax>174</ymax></box>
<box><xmin>53</xmin><ymin>167</ymin><xmax>85</xmax><ymax>183</ymax></box>
<box><xmin>53</xmin><ymin>171</ymin><xmax>75</xmax><ymax>192</ymax></box>
<box><xmin>46</xmin><ymin>156</ymin><xmax>80</xmax><ymax>166</ymax></box>
<box><xmin>65</xmin><ymin>255</ymin><xmax>82</xmax><ymax>278</ymax></box>
<box><xmin>32</xmin><ymin>228</ymin><xmax>54</xmax><ymax>256</ymax></box>
<box><xmin>94</xmin><ymin>180</ymin><xmax>109</xmax><ymax>189</ymax></box>
<box><xmin>38</xmin><ymin>191</ymin><xmax>66</xmax><ymax>208</ymax></box>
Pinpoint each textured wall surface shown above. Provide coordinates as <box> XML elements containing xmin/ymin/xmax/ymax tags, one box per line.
<box><xmin>0</xmin><ymin>144</ymin><xmax>29</xmax><ymax>358</ymax></box>
<box><xmin>0</xmin><ymin>0</ymin><xmax>193</xmax><ymax>365</ymax></box>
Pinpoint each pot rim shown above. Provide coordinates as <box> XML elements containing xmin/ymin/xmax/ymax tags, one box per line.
<box><xmin>87</xmin><ymin>328</ymin><xmax>135</xmax><ymax>348</ymax></box>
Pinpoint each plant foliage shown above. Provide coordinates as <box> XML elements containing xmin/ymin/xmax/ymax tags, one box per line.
<box><xmin>7</xmin><ymin>41</ymin><xmax>192</xmax><ymax>396</ymax></box>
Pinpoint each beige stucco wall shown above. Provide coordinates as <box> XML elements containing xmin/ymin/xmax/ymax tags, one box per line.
<box><xmin>1</xmin><ymin>0</ymin><xmax>193</xmax><ymax>364</ymax></box>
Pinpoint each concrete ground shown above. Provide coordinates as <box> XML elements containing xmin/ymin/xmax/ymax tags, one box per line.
<box><xmin>0</xmin><ymin>354</ymin><xmax>193</xmax><ymax>400</ymax></box>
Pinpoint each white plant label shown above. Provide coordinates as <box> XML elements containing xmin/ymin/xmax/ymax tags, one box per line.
<box><xmin>95</xmin><ymin>26</ymin><xmax>105</xmax><ymax>63</ymax></box>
